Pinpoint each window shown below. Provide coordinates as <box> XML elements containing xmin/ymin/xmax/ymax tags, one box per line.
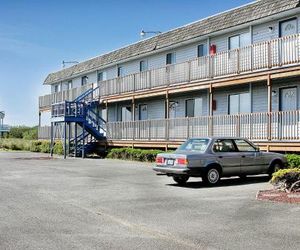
<box><xmin>54</xmin><ymin>84</ymin><xmax>59</xmax><ymax>93</ymax></box>
<box><xmin>81</xmin><ymin>76</ymin><xmax>88</xmax><ymax>86</ymax></box>
<box><xmin>121</xmin><ymin>106</ymin><xmax>132</xmax><ymax>121</ymax></box>
<box><xmin>197</xmin><ymin>44</ymin><xmax>207</xmax><ymax>57</ymax></box>
<box><xmin>97</xmin><ymin>71</ymin><xmax>107</xmax><ymax>82</ymax></box>
<box><xmin>229</xmin><ymin>35</ymin><xmax>240</xmax><ymax>50</ymax></box>
<box><xmin>166</xmin><ymin>53</ymin><xmax>175</xmax><ymax>65</ymax></box>
<box><xmin>67</xmin><ymin>80</ymin><xmax>72</xmax><ymax>90</ymax></box>
<box><xmin>280</xmin><ymin>18</ymin><xmax>298</xmax><ymax>37</ymax></box>
<box><xmin>117</xmin><ymin>66</ymin><xmax>124</xmax><ymax>77</ymax></box>
<box><xmin>185</xmin><ymin>98</ymin><xmax>202</xmax><ymax>117</ymax></box>
<box><xmin>139</xmin><ymin>60</ymin><xmax>147</xmax><ymax>72</ymax></box>
<box><xmin>139</xmin><ymin>104</ymin><xmax>148</xmax><ymax>120</ymax></box>
<box><xmin>229</xmin><ymin>93</ymin><xmax>251</xmax><ymax>115</ymax></box>
<box><xmin>213</xmin><ymin>139</ymin><xmax>237</xmax><ymax>153</ymax></box>
<box><xmin>229</xmin><ymin>33</ymin><xmax>251</xmax><ymax>50</ymax></box>
<box><xmin>234</xmin><ymin>139</ymin><xmax>256</xmax><ymax>152</ymax></box>
<box><xmin>178</xmin><ymin>139</ymin><xmax>210</xmax><ymax>153</ymax></box>
<box><xmin>186</xmin><ymin>99</ymin><xmax>194</xmax><ymax>117</ymax></box>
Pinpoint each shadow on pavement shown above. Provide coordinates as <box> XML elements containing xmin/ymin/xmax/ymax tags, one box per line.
<box><xmin>166</xmin><ymin>175</ymin><xmax>270</xmax><ymax>189</ymax></box>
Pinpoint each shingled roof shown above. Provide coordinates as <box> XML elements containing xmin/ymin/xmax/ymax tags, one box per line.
<box><xmin>44</xmin><ymin>0</ymin><xmax>300</xmax><ymax>85</ymax></box>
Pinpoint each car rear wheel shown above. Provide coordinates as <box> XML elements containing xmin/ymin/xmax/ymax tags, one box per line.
<box><xmin>173</xmin><ymin>176</ymin><xmax>189</xmax><ymax>186</ymax></box>
<box><xmin>202</xmin><ymin>167</ymin><xmax>221</xmax><ymax>186</ymax></box>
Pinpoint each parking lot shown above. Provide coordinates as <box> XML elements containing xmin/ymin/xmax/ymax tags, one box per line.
<box><xmin>0</xmin><ymin>151</ymin><xmax>299</xmax><ymax>250</ymax></box>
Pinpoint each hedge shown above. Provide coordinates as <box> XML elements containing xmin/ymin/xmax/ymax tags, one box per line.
<box><xmin>0</xmin><ymin>139</ymin><xmax>62</xmax><ymax>155</ymax></box>
<box><xmin>107</xmin><ymin>148</ymin><xmax>165</xmax><ymax>162</ymax></box>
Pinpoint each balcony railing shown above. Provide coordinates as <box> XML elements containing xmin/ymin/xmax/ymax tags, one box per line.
<box><xmin>39</xmin><ymin>34</ymin><xmax>300</xmax><ymax>109</ymax></box>
<box><xmin>39</xmin><ymin>84</ymin><xmax>94</xmax><ymax>110</ymax></box>
<box><xmin>39</xmin><ymin>110</ymin><xmax>300</xmax><ymax>142</ymax></box>
<box><xmin>106</xmin><ymin>110</ymin><xmax>300</xmax><ymax>142</ymax></box>
<box><xmin>99</xmin><ymin>34</ymin><xmax>300</xmax><ymax>96</ymax></box>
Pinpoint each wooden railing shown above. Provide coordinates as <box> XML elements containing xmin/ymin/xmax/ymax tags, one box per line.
<box><xmin>105</xmin><ymin>110</ymin><xmax>300</xmax><ymax>142</ymax></box>
<box><xmin>39</xmin><ymin>110</ymin><xmax>300</xmax><ymax>142</ymax></box>
<box><xmin>39</xmin><ymin>34</ymin><xmax>300</xmax><ymax>109</ymax></box>
<box><xmin>39</xmin><ymin>84</ymin><xmax>93</xmax><ymax>110</ymax></box>
<box><xmin>99</xmin><ymin>34</ymin><xmax>300</xmax><ymax>96</ymax></box>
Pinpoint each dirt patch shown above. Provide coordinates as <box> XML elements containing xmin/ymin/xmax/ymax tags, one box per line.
<box><xmin>257</xmin><ymin>190</ymin><xmax>300</xmax><ymax>204</ymax></box>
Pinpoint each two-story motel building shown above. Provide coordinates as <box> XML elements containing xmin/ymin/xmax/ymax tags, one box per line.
<box><xmin>39</xmin><ymin>0</ymin><xmax>300</xmax><ymax>152</ymax></box>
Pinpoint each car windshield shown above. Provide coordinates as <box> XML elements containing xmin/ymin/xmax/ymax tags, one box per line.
<box><xmin>177</xmin><ymin>138</ymin><xmax>209</xmax><ymax>153</ymax></box>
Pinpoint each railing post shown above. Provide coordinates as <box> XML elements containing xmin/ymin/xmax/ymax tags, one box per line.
<box><xmin>148</xmin><ymin>120</ymin><xmax>151</xmax><ymax>141</ymax></box>
<box><xmin>188</xmin><ymin>61</ymin><xmax>191</xmax><ymax>82</ymax></box>
<box><xmin>236</xmin><ymin>115</ymin><xmax>240</xmax><ymax>137</ymax></box>
<box><xmin>133</xmin><ymin>74</ymin><xmax>136</xmax><ymax>93</ymax></box>
<box><xmin>187</xmin><ymin>117</ymin><xmax>190</xmax><ymax>139</ymax></box>
<box><xmin>166</xmin><ymin>119</ymin><xmax>169</xmax><ymax>141</ymax></box>
<box><xmin>237</xmin><ymin>49</ymin><xmax>240</xmax><ymax>74</ymax></box>
<box><xmin>268</xmin><ymin>41</ymin><xmax>272</xmax><ymax>68</ymax></box>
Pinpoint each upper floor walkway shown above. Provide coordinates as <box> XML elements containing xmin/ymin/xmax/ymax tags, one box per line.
<box><xmin>39</xmin><ymin>33</ymin><xmax>300</xmax><ymax>111</ymax></box>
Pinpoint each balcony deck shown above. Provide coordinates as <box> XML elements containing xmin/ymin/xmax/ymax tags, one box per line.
<box><xmin>39</xmin><ymin>110</ymin><xmax>300</xmax><ymax>152</ymax></box>
<box><xmin>39</xmin><ymin>34</ymin><xmax>300</xmax><ymax>110</ymax></box>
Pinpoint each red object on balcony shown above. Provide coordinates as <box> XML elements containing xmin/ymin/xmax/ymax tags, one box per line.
<box><xmin>210</xmin><ymin>44</ymin><xmax>217</xmax><ymax>55</ymax></box>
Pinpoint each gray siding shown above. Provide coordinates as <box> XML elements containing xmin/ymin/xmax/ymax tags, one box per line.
<box><xmin>213</xmin><ymin>85</ymin><xmax>250</xmax><ymax>115</ymax></box>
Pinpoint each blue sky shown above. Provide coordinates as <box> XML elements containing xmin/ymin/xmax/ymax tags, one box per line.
<box><xmin>0</xmin><ymin>0</ymin><xmax>250</xmax><ymax>126</ymax></box>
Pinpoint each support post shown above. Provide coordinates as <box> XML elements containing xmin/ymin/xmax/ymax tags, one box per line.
<box><xmin>209</xmin><ymin>85</ymin><xmax>214</xmax><ymax>136</ymax></box>
<box><xmin>64</xmin><ymin>122</ymin><xmax>67</xmax><ymax>159</ymax></box>
<box><xmin>132</xmin><ymin>97</ymin><xmax>136</xmax><ymax>140</ymax></box>
<box><xmin>38</xmin><ymin>112</ymin><xmax>41</xmax><ymax>127</ymax></box>
<box><xmin>74</xmin><ymin>123</ymin><xmax>77</xmax><ymax>157</ymax></box>
<box><xmin>68</xmin><ymin>123</ymin><xmax>71</xmax><ymax>156</ymax></box>
<box><xmin>50</xmin><ymin>122</ymin><xmax>54</xmax><ymax>157</ymax></box>
<box><xmin>105</xmin><ymin>100</ymin><xmax>108</xmax><ymax>122</ymax></box>
<box><xmin>82</xmin><ymin>123</ymin><xmax>85</xmax><ymax>158</ymax></box>
<box><xmin>165</xmin><ymin>91</ymin><xmax>169</xmax><ymax>141</ymax></box>
<box><xmin>267</xmin><ymin>74</ymin><xmax>272</xmax><ymax>141</ymax></box>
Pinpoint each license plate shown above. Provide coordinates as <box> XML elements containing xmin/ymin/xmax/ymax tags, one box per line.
<box><xmin>167</xmin><ymin>159</ymin><xmax>174</xmax><ymax>165</ymax></box>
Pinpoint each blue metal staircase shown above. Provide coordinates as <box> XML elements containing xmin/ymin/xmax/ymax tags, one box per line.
<box><xmin>50</xmin><ymin>87</ymin><xmax>106</xmax><ymax>158</ymax></box>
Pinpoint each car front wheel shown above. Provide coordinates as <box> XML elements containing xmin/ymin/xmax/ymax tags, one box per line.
<box><xmin>173</xmin><ymin>176</ymin><xmax>189</xmax><ymax>186</ymax></box>
<box><xmin>202</xmin><ymin>167</ymin><xmax>221</xmax><ymax>186</ymax></box>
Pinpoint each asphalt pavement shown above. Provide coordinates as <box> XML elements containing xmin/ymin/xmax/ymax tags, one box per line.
<box><xmin>0</xmin><ymin>151</ymin><xmax>299</xmax><ymax>250</ymax></box>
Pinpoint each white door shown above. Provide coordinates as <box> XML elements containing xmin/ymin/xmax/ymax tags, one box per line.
<box><xmin>279</xmin><ymin>19</ymin><xmax>298</xmax><ymax>64</ymax></box>
<box><xmin>280</xmin><ymin>87</ymin><xmax>297</xmax><ymax>111</ymax></box>
<box><xmin>279</xmin><ymin>87</ymin><xmax>298</xmax><ymax>139</ymax></box>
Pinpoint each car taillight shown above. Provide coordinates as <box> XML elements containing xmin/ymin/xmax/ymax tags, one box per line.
<box><xmin>176</xmin><ymin>158</ymin><xmax>188</xmax><ymax>165</ymax></box>
<box><xmin>156</xmin><ymin>156</ymin><xmax>164</xmax><ymax>164</ymax></box>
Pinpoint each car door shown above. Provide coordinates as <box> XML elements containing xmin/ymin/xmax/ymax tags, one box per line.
<box><xmin>234</xmin><ymin>139</ymin><xmax>264</xmax><ymax>175</ymax></box>
<box><xmin>212</xmin><ymin>139</ymin><xmax>241</xmax><ymax>176</ymax></box>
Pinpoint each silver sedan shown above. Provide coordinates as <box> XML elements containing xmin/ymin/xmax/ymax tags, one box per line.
<box><xmin>153</xmin><ymin>137</ymin><xmax>287</xmax><ymax>186</ymax></box>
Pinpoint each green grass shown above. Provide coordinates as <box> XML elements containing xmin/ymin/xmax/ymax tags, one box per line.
<box><xmin>0</xmin><ymin>138</ymin><xmax>62</xmax><ymax>155</ymax></box>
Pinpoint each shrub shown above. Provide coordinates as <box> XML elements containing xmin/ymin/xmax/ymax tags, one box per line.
<box><xmin>30</xmin><ymin>140</ymin><xmax>42</xmax><ymax>152</ymax></box>
<box><xmin>40</xmin><ymin>141</ymin><xmax>51</xmax><ymax>153</ymax></box>
<box><xmin>271</xmin><ymin>168</ymin><xmax>300</xmax><ymax>192</ymax></box>
<box><xmin>8</xmin><ymin>126</ymin><xmax>38</xmax><ymax>140</ymax></box>
<box><xmin>53</xmin><ymin>141</ymin><xmax>63</xmax><ymax>155</ymax></box>
<box><xmin>107</xmin><ymin>148</ymin><xmax>164</xmax><ymax>162</ymax></box>
<box><xmin>286</xmin><ymin>154</ymin><xmax>300</xmax><ymax>168</ymax></box>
